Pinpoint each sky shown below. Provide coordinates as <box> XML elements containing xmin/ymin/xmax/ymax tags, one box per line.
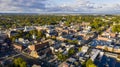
<box><xmin>0</xmin><ymin>0</ymin><xmax>120</xmax><ymax>13</ymax></box>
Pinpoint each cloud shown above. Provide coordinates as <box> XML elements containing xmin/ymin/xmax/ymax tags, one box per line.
<box><xmin>0</xmin><ymin>0</ymin><xmax>49</xmax><ymax>13</ymax></box>
<box><xmin>0</xmin><ymin>0</ymin><xmax>120</xmax><ymax>13</ymax></box>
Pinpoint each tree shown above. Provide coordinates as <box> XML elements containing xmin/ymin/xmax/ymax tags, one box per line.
<box><xmin>78</xmin><ymin>47</ymin><xmax>82</xmax><ymax>52</ymax></box>
<box><xmin>64</xmin><ymin>22</ymin><xmax>70</xmax><ymax>26</ymax></box>
<box><xmin>89</xmin><ymin>64</ymin><xmax>97</xmax><ymax>67</ymax></box>
<box><xmin>86</xmin><ymin>59</ymin><xmax>96</xmax><ymax>67</ymax></box>
<box><xmin>20</xmin><ymin>62</ymin><xmax>27</xmax><ymax>67</ymax></box>
<box><xmin>10</xmin><ymin>36</ymin><xmax>16</xmax><ymax>42</ymax></box>
<box><xmin>112</xmin><ymin>25</ymin><xmax>120</xmax><ymax>33</ymax></box>
<box><xmin>37</xmin><ymin>31</ymin><xmax>45</xmax><ymax>39</ymax></box>
<box><xmin>29</xmin><ymin>30</ymin><xmax>38</xmax><ymax>35</ymax></box>
<box><xmin>25</xmin><ymin>33</ymin><xmax>31</xmax><ymax>39</ymax></box>
<box><xmin>82</xmin><ymin>61</ymin><xmax>86</xmax><ymax>67</ymax></box>
<box><xmin>67</xmin><ymin>40</ymin><xmax>78</xmax><ymax>44</ymax></box>
<box><xmin>68</xmin><ymin>48</ymin><xmax>75</xmax><ymax>56</ymax></box>
<box><xmin>13</xmin><ymin>58</ymin><xmax>27</xmax><ymax>67</ymax></box>
<box><xmin>57</xmin><ymin>52</ymin><xmax>68</xmax><ymax>61</ymax></box>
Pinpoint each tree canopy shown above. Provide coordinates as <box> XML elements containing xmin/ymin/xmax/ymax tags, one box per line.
<box><xmin>13</xmin><ymin>58</ymin><xmax>27</xmax><ymax>67</ymax></box>
<box><xmin>86</xmin><ymin>59</ymin><xmax>96</xmax><ymax>67</ymax></box>
<box><xmin>112</xmin><ymin>25</ymin><xmax>120</xmax><ymax>33</ymax></box>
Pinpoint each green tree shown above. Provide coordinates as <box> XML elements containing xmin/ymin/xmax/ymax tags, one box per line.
<box><xmin>68</xmin><ymin>48</ymin><xmax>75</xmax><ymax>56</ymax></box>
<box><xmin>13</xmin><ymin>58</ymin><xmax>27</xmax><ymax>67</ymax></box>
<box><xmin>78</xmin><ymin>47</ymin><xmax>82</xmax><ymax>52</ymax></box>
<box><xmin>89</xmin><ymin>64</ymin><xmax>97</xmax><ymax>67</ymax></box>
<box><xmin>20</xmin><ymin>62</ymin><xmax>27</xmax><ymax>67</ymax></box>
<box><xmin>86</xmin><ymin>59</ymin><xmax>96</xmax><ymax>67</ymax></box>
<box><xmin>64</xmin><ymin>22</ymin><xmax>70</xmax><ymax>26</ymax></box>
<box><xmin>37</xmin><ymin>31</ymin><xmax>45</xmax><ymax>39</ymax></box>
<box><xmin>29</xmin><ymin>30</ymin><xmax>38</xmax><ymax>35</ymax></box>
<box><xmin>112</xmin><ymin>25</ymin><xmax>120</xmax><ymax>33</ymax></box>
<box><xmin>57</xmin><ymin>52</ymin><xmax>68</xmax><ymax>61</ymax></box>
<box><xmin>67</xmin><ymin>40</ymin><xmax>78</xmax><ymax>44</ymax></box>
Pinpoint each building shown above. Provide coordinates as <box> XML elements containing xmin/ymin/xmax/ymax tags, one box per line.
<box><xmin>7</xmin><ymin>30</ymin><xmax>19</xmax><ymax>38</ymax></box>
<box><xmin>24</xmin><ymin>26</ymin><xmax>35</xmax><ymax>32</ymax></box>
<box><xmin>30</xmin><ymin>47</ymin><xmax>51</xmax><ymax>58</ymax></box>
<box><xmin>81</xmin><ymin>46</ymin><xmax>89</xmax><ymax>53</ymax></box>
<box><xmin>28</xmin><ymin>40</ymin><xmax>49</xmax><ymax>51</ymax></box>
<box><xmin>13</xmin><ymin>43</ymin><xmax>24</xmax><ymax>51</ymax></box>
<box><xmin>97</xmin><ymin>35</ymin><xmax>110</xmax><ymax>41</ymax></box>
<box><xmin>32</xmin><ymin>64</ymin><xmax>41</xmax><ymax>67</ymax></box>
<box><xmin>90</xmin><ymin>49</ymin><xmax>100</xmax><ymax>61</ymax></box>
<box><xmin>62</xmin><ymin>62</ymin><xmax>69</xmax><ymax>67</ymax></box>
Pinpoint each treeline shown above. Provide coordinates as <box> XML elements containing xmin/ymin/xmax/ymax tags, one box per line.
<box><xmin>0</xmin><ymin>15</ymin><xmax>115</xmax><ymax>32</ymax></box>
<box><xmin>111</xmin><ymin>16</ymin><xmax>120</xmax><ymax>33</ymax></box>
<box><xmin>0</xmin><ymin>15</ymin><xmax>102</xmax><ymax>28</ymax></box>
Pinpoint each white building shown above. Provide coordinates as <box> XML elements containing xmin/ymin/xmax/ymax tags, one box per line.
<box><xmin>81</xmin><ymin>46</ymin><xmax>89</xmax><ymax>53</ymax></box>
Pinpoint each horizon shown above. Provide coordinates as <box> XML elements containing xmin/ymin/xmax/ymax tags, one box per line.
<box><xmin>0</xmin><ymin>12</ymin><xmax>120</xmax><ymax>15</ymax></box>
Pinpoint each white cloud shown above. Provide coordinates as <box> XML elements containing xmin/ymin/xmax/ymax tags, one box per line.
<box><xmin>0</xmin><ymin>0</ymin><xmax>120</xmax><ymax>13</ymax></box>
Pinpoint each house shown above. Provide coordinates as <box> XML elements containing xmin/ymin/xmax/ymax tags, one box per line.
<box><xmin>110</xmin><ymin>33</ymin><xmax>116</xmax><ymax>38</ymax></box>
<box><xmin>66</xmin><ymin>45</ymin><xmax>75</xmax><ymax>51</ymax></box>
<box><xmin>24</xmin><ymin>26</ymin><xmax>35</xmax><ymax>32</ymax></box>
<box><xmin>81</xmin><ymin>46</ymin><xmax>89</xmax><ymax>53</ymax></box>
<box><xmin>102</xmin><ymin>27</ymin><xmax>116</xmax><ymax>38</ymax></box>
<box><xmin>50</xmin><ymin>42</ymin><xmax>62</xmax><ymax>53</ymax></box>
<box><xmin>30</xmin><ymin>50</ymin><xmax>39</xmax><ymax>58</ymax></box>
<box><xmin>56</xmin><ymin>36</ymin><xmax>67</xmax><ymax>41</ymax></box>
<box><xmin>62</xmin><ymin>57</ymin><xmax>81</xmax><ymax>67</ymax></box>
<box><xmin>78</xmin><ymin>40</ymin><xmax>84</xmax><ymax>45</ymax></box>
<box><xmin>107</xmin><ymin>45</ymin><xmax>114</xmax><ymax>52</ymax></box>
<box><xmin>55</xmin><ymin>27</ymin><xmax>69</xmax><ymax>34</ymax></box>
<box><xmin>14</xmin><ymin>38</ymin><xmax>30</xmax><ymax>47</ymax></box>
<box><xmin>114</xmin><ymin>46</ymin><xmax>120</xmax><ymax>53</ymax></box>
<box><xmin>32</xmin><ymin>64</ymin><xmax>41</xmax><ymax>67</ymax></box>
<box><xmin>97</xmin><ymin>35</ymin><xmax>110</xmax><ymax>41</ymax></box>
<box><xmin>62</xmin><ymin>58</ymin><xmax>76</xmax><ymax>67</ymax></box>
<box><xmin>90</xmin><ymin>49</ymin><xmax>100</xmax><ymax>61</ymax></box>
<box><xmin>96</xmin><ymin>44</ymin><xmax>120</xmax><ymax>53</ymax></box>
<box><xmin>96</xmin><ymin>45</ymin><xmax>105</xmax><ymax>49</ymax></box>
<box><xmin>46</xmin><ymin>30</ymin><xmax>58</xmax><ymax>37</ymax></box>
<box><xmin>13</xmin><ymin>43</ymin><xmax>24</xmax><ymax>51</ymax></box>
<box><xmin>82</xmin><ymin>26</ymin><xmax>91</xmax><ymax>33</ymax></box>
<box><xmin>7</xmin><ymin>30</ymin><xmax>19</xmax><ymax>38</ymax></box>
<box><xmin>30</xmin><ymin>50</ymin><xmax>47</xmax><ymax>59</ymax></box>
<box><xmin>81</xmin><ymin>22</ymin><xmax>90</xmax><ymax>27</ymax></box>
<box><xmin>78</xmin><ymin>32</ymin><xmax>94</xmax><ymax>40</ymax></box>
<box><xmin>28</xmin><ymin>40</ymin><xmax>49</xmax><ymax>51</ymax></box>
<box><xmin>30</xmin><ymin>47</ymin><xmax>51</xmax><ymax>58</ymax></box>
<box><xmin>62</xmin><ymin>62</ymin><xmax>69</xmax><ymax>67</ymax></box>
<box><xmin>68</xmin><ymin>58</ymin><xmax>76</xmax><ymax>63</ymax></box>
<box><xmin>35</xmin><ymin>26</ymin><xmax>47</xmax><ymax>31</ymax></box>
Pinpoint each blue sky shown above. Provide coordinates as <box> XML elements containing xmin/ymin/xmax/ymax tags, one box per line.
<box><xmin>0</xmin><ymin>0</ymin><xmax>120</xmax><ymax>13</ymax></box>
